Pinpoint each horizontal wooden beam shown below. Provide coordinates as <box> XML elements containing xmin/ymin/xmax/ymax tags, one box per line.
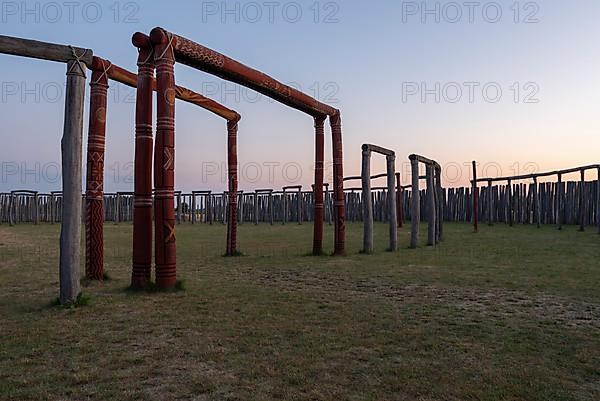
<box><xmin>344</xmin><ymin>172</ymin><xmax>389</xmax><ymax>182</ymax></box>
<box><xmin>473</xmin><ymin>163</ymin><xmax>600</xmax><ymax>183</ymax></box>
<box><xmin>0</xmin><ymin>35</ymin><xmax>93</xmax><ymax>67</ymax></box>
<box><xmin>149</xmin><ymin>27</ymin><xmax>337</xmax><ymax>118</ymax></box>
<box><xmin>92</xmin><ymin>56</ymin><xmax>239</xmax><ymax>122</ymax></box>
<box><xmin>362</xmin><ymin>144</ymin><xmax>395</xmax><ymax>157</ymax></box>
<box><xmin>409</xmin><ymin>154</ymin><xmax>440</xmax><ymax>169</ymax></box>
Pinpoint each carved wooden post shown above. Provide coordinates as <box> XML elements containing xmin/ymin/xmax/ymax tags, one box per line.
<box><xmin>85</xmin><ymin>58</ymin><xmax>109</xmax><ymax>281</ymax></box>
<box><xmin>472</xmin><ymin>161</ymin><xmax>478</xmax><ymax>232</ymax></box>
<box><xmin>579</xmin><ymin>169</ymin><xmax>585</xmax><ymax>232</ymax></box>
<box><xmin>387</xmin><ymin>155</ymin><xmax>398</xmax><ymax>251</ymax></box>
<box><xmin>131</xmin><ymin>36</ymin><xmax>154</xmax><ymax>289</ymax></box>
<box><xmin>410</xmin><ymin>157</ymin><xmax>420</xmax><ymax>248</ymax></box>
<box><xmin>330</xmin><ymin>112</ymin><xmax>346</xmax><ymax>255</ymax></box>
<box><xmin>361</xmin><ymin>146</ymin><xmax>373</xmax><ymax>253</ymax></box>
<box><xmin>226</xmin><ymin>119</ymin><xmax>239</xmax><ymax>256</ymax></box>
<box><xmin>313</xmin><ymin>116</ymin><xmax>326</xmax><ymax>254</ymax></box>
<box><xmin>426</xmin><ymin>164</ymin><xmax>436</xmax><ymax>246</ymax></box>
<box><xmin>59</xmin><ymin>59</ymin><xmax>86</xmax><ymax>304</ymax></box>
<box><xmin>151</xmin><ymin>29</ymin><xmax>177</xmax><ymax>289</ymax></box>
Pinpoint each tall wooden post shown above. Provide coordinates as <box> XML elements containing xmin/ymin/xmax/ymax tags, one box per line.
<box><xmin>507</xmin><ymin>179</ymin><xmax>513</xmax><ymax>227</ymax></box>
<box><xmin>282</xmin><ymin>189</ymin><xmax>288</xmax><ymax>225</ymax></box>
<box><xmin>152</xmin><ymin>29</ymin><xmax>177</xmax><ymax>289</ymax></box>
<box><xmin>579</xmin><ymin>169</ymin><xmax>585</xmax><ymax>232</ymax></box>
<box><xmin>330</xmin><ymin>112</ymin><xmax>346</xmax><ymax>255</ymax></box>
<box><xmin>472</xmin><ymin>161</ymin><xmax>478</xmax><ymax>232</ymax></box>
<box><xmin>85</xmin><ymin>58</ymin><xmax>109</xmax><ymax>281</ymax></box>
<box><xmin>254</xmin><ymin>193</ymin><xmax>259</xmax><ymax>225</ymax></box>
<box><xmin>557</xmin><ymin>173</ymin><xmax>563</xmax><ymax>230</ymax></box>
<box><xmin>533</xmin><ymin>176</ymin><xmax>541</xmax><ymax>228</ymax></box>
<box><xmin>426</xmin><ymin>165</ymin><xmax>436</xmax><ymax>246</ymax></box>
<box><xmin>361</xmin><ymin>146</ymin><xmax>373</xmax><ymax>253</ymax></box>
<box><xmin>410</xmin><ymin>157</ymin><xmax>420</xmax><ymax>248</ymax></box>
<box><xmin>487</xmin><ymin>180</ymin><xmax>493</xmax><ymax>225</ymax></box>
<box><xmin>387</xmin><ymin>155</ymin><xmax>398</xmax><ymax>251</ymax></box>
<box><xmin>297</xmin><ymin>187</ymin><xmax>303</xmax><ymax>224</ymax></box>
<box><xmin>131</xmin><ymin>36</ymin><xmax>155</xmax><ymax>289</ymax></box>
<box><xmin>435</xmin><ymin>166</ymin><xmax>443</xmax><ymax>242</ymax></box>
<box><xmin>313</xmin><ymin>116</ymin><xmax>326</xmax><ymax>254</ymax></box>
<box><xmin>396</xmin><ymin>173</ymin><xmax>403</xmax><ymax>228</ymax></box>
<box><xmin>226</xmin><ymin>119</ymin><xmax>239</xmax><ymax>256</ymax></box>
<box><xmin>597</xmin><ymin>168</ymin><xmax>600</xmax><ymax>234</ymax></box>
<box><xmin>59</xmin><ymin>59</ymin><xmax>86</xmax><ymax>304</ymax></box>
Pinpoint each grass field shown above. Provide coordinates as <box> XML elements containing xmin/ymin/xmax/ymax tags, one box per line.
<box><xmin>0</xmin><ymin>222</ymin><xmax>599</xmax><ymax>401</ymax></box>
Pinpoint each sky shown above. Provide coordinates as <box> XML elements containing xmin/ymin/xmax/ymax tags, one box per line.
<box><xmin>1</xmin><ymin>0</ymin><xmax>599</xmax><ymax>192</ymax></box>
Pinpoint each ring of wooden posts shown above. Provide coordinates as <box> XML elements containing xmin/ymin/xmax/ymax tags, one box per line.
<box><xmin>471</xmin><ymin>162</ymin><xmax>600</xmax><ymax>233</ymax></box>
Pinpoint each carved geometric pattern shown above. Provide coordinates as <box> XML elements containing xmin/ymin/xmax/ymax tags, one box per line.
<box><xmin>165</xmin><ymin>221</ymin><xmax>176</xmax><ymax>244</ymax></box>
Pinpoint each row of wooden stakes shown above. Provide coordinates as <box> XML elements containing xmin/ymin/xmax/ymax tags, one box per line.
<box><xmin>2</xmin><ymin>180</ymin><xmax>599</xmax><ymax>230</ymax></box>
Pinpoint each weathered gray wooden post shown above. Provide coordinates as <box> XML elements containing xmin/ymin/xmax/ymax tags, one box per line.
<box><xmin>435</xmin><ymin>166</ymin><xmax>443</xmax><ymax>242</ymax></box>
<box><xmin>472</xmin><ymin>161</ymin><xmax>478</xmax><ymax>232</ymax></box>
<box><xmin>597</xmin><ymin>167</ymin><xmax>600</xmax><ymax>234</ymax></box>
<box><xmin>254</xmin><ymin>192</ymin><xmax>259</xmax><ymax>225</ymax></box>
<box><xmin>361</xmin><ymin>146</ymin><xmax>373</xmax><ymax>253</ymax></box>
<box><xmin>410</xmin><ymin>157</ymin><xmax>420</xmax><ymax>248</ymax></box>
<box><xmin>269</xmin><ymin>191</ymin><xmax>274</xmax><ymax>225</ymax></box>
<box><xmin>487</xmin><ymin>180</ymin><xmax>493</xmax><ymax>225</ymax></box>
<box><xmin>282</xmin><ymin>188</ymin><xmax>288</xmax><ymax>225</ymax></box>
<box><xmin>386</xmin><ymin>154</ymin><xmax>398</xmax><ymax>251</ymax></box>
<box><xmin>297</xmin><ymin>187</ymin><xmax>303</xmax><ymax>224</ymax></box>
<box><xmin>533</xmin><ymin>176</ymin><xmax>541</xmax><ymax>228</ymax></box>
<box><xmin>8</xmin><ymin>194</ymin><xmax>14</xmax><ymax>227</ymax></box>
<box><xmin>557</xmin><ymin>173</ymin><xmax>563</xmax><ymax>230</ymax></box>
<box><xmin>579</xmin><ymin>169</ymin><xmax>585</xmax><ymax>231</ymax></box>
<box><xmin>507</xmin><ymin>179</ymin><xmax>513</xmax><ymax>227</ymax></box>
<box><xmin>176</xmin><ymin>191</ymin><xmax>182</xmax><ymax>224</ymax></box>
<box><xmin>60</xmin><ymin>58</ymin><xmax>87</xmax><ymax>304</ymax></box>
<box><xmin>426</xmin><ymin>164</ymin><xmax>436</xmax><ymax>246</ymax></box>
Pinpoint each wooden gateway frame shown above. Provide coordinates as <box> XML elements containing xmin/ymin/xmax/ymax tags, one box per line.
<box><xmin>409</xmin><ymin>154</ymin><xmax>443</xmax><ymax>248</ymax></box>
<box><xmin>83</xmin><ymin>49</ymin><xmax>241</xmax><ymax>288</ymax></box>
<box><xmin>129</xmin><ymin>33</ymin><xmax>242</xmax><ymax>289</ymax></box>
<box><xmin>359</xmin><ymin>144</ymin><xmax>397</xmax><ymax>253</ymax></box>
<box><xmin>142</xmin><ymin>27</ymin><xmax>346</xmax><ymax>265</ymax></box>
<box><xmin>0</xmin><ymin>35</ymin><xmax>94</xmax><ymax>304</ymax></box>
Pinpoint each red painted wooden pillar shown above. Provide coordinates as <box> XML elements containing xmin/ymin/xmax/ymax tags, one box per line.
<box><xmin>313</xmin><ymin>115</ymin><xmax>326</xmax><ymax>255</ymax></box>
<box><xmin>330</xmin><ymin>112</ymin><xmax>346</xmax><ymax>255</ymax></box>
<box><xmin>85</xmin><ymin>57</ymin><xmax>109</xmax><ymax>280</ymax></box>
<box><xmin>131</xmin><ymin>35</ymin><xmax>155</xmax><ymax>289</ymax></box>
<box><xmin>151</xmin><ymin>28</ymin><xmax>177</xmax><ymax>289</ymax></box>
<box><xmin>226</xmin><ymin>118</ymin><xmax>239</xmax><ymax>256</ymax></box>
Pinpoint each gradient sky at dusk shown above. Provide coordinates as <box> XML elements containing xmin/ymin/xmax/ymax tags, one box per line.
<box><xmin>1</xmin><ymin>0</ymin><xmax>599</xmax><ymax>192</ymax></box>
